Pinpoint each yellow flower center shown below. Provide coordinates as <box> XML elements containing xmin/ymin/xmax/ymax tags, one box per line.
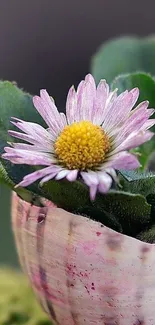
<box><xmin>54</xmin><ymin>121</ymin><xmax>110</xmax><ymax>170</ymax></box>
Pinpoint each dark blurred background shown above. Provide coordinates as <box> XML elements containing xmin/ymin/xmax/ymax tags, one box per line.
<box><xmin>1</xmin><ymin>0</ymin><xmax>155</xmax><ymax>267</ymax></box>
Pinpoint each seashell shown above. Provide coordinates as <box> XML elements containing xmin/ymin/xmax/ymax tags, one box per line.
<box><xmin>11</xmin><ymin>191</ymin><xmax>155</xmax><ymax>325</ymax></box>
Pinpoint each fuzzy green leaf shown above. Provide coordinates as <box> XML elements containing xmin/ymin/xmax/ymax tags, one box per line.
<box><xmin>133</xmin><ymin>137</ymin><xmax>155</xmax><ymax>170</ymax></box>
<box><xmin>111</xmin><ymin>72</ymin><xmax>155</xmax><ymax>106</ymax></box>
<box><xmin>137</xmin><ymin>225</ymin><xmax>155</xmax><ymax>243</ymax></box>
<box><xmin>0</xmin><ymin>81</ymin><xmax>45</xmax><ymax>193</ymax></box>
<box><xmin>0</xmin><ymin>162</ymin><xmax>14</xmax><ymax>188</ymax></box>
<box><xmin>41</xmin><ymin>179</ymin><xmax>91</xmax><ymax>211</ymax></box>
<box><xmin>91</xmin><ymin>35</ymin><xmax>155</xmax><ymax>83</ymax></box>
<box><xmin>119</xmin><ymin>170</ymin><xmax>155</xmax><ymax>197</ymax></box>
<box><xmin>94</xmin><ymin>191</ymin><xmax>151</xmax><ymax>236</ymax></box>
<box><xmin>42</xmin><ymin>179</ymin><xmax>151</xmax><ymax>237</ymax></box>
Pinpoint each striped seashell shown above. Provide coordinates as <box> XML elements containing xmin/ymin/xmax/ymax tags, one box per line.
<box><xmin>12</xmin><ymin>191</ymin><xmax>155</xmax><ymax>325</ymax></box>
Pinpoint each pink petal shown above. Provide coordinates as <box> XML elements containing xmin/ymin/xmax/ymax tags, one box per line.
<box><xmin>10</xmin><ymin>143</ymin><xmax>53</xmax><ymax>152</ymax></box>
<box><xmin>90</xmin><ymin>185</ymin><xmax>98</xmax><ymax>200</ymax></box>
<box><xmin>33</xmin><ymin>91</ymin><xmax>63</xmax><ymax>134</ymax></box>
<box><xmin>40</xmin><ymin>89</ymin><xmax>56</xmax><ymax>107</ymax></box>
<box><xmin>66</xmin><ymin>86</ymin><xmax>77</xmax><ymax>124</ymax></box>
<box><xmin>106</xmin><ymin>151</ymin><xmax>141</xmax><ymax>170</ymax></box>
<box><xmin>92</xmin><ymin>79</ymin><xmax>110</xmax><ymax>125</ymax></box>
<box><xmin>129</xmin><ymin>87</ymin><xmax>139</xmax><ymax>107</ymax></box>
<box><xmin>11</xmin><ymin>120</ymin><xmax>56</xmax><ymax>147</ymax></box>
<box><xmin>40</xmin><ymin>90</ymin><xmax>64</xmax><ymax>128</ymax></box>
<box><xmin>97</xmin><ymin>171</ymin><xmax>112</xmax><ymax>193</ymax></box>
<box><xmin>113</xmin><ymin>130</ymin><xmax>154</xmax><ymax>152</ymax></box>
<box><xmin>39</xmin><ymin>172</ymin><xmax>58</xmax><ymax>185</ymax></box>
<box><xmin>141</xmin><ymin>119</ymin><xmax>155</xmax><ymax>131</ymax></box>
<box><xmin>8</xmin><ymin>130</ymin><xmax>39</xmax><ymax>145</ymax></box>
<box><xmin>72</xmin><ymin>81</ymin><xmax>84</xmax><ymax>122</ymax></box>
<box><xmin>55</xmin><ymin>169</ymin><xmax>70</xmax><ymax>180</ymax></box>
<box><xmin>2</xmin><ymin>147</ymin><xmax>54</xmax><ymax>165</ymax></box>
<box><xmin>80</xmin><ymin>171</ymin><xmax>99</xmax><ymax>186</ymax></box>
<box><xmin>16</xmin><ymin>165</ymin><xmax>62</xmax><ymax>187</ymax></box>
<box><xmin>105</xmin><ymin>168</ymin><xmax>118</xmax><ymax>182</ymax></box>
<box><xmin>130</xmin><ymin>100</ymin><xmax>149</xmax><ymax>115</ymax></box>
<box><xmin>114</xmin><ymin>102</ymin><xmax>153</xmax><ymax>144</ymax></box>
<box><xmin>66</xmin><ymin>169</ymin><xmax>78</xmax><ymax>181</ymax></box>
<box><xmin>16</xmin><ymin>166</ymin><xmax>56</xmax><ymax>187</ymax></box>
<box><xmin>85</xmin><ymin>74</ymin><xmax>96</xmax><ymax>85</ymax></box>
<box><xmin>103</xmin><ymin>91</ymin><xmax>134</xmax><ymax>132</ymax></box>
<box><xmin>77</xmin><ymin>74</ymin><xmax>96</xmax><ymax>121</ymax></box>
<box><xmin>59</xmin><ymin>113</ymin><xmax>67</xmax><ymax>128</ymax></box>
<box><xmin>11</xmin><ymin>119</ymin><xmax>54</xmax><ymax>139</ymax></box>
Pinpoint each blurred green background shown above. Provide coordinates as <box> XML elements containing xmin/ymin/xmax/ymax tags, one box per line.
<box><xmin>1</xmin><ymin>0</ymin><xmax>155</xmax><ymax>267</ymax></box>
<box><xmin>0</xmin><ymin>187</ymin><xmax>18</xmax><ymax>266</ymax></box>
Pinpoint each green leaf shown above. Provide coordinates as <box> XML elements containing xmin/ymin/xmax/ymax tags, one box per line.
<box><xmin>0</xmin><ymin>161</ymin><xmax>40</xmax><ymax>205</ymax></box>
<box><xmin>77</xmin><ymin>206</ymin><xmax>123</xmax><ymax>233</ymax></box>
<box><xmin>0</xmin><ymin>162</ymin><xmax>14</xmax><ymax>188</ymax></box>
<box><xmin>41</xmin><ymin>179</ymin><xmax>122</xmax><ymax>233</ymax></box>
<box><xmin>0</xmin><ymin>81</ymin><xmax>44</xmax><ymax>132</ymax></box>
<box><xmin>91</xmin><ymin>35</ymin><xmax>155</xmax><ymax>84</ymax></box>
<box><xmin>41</xmin><ymin>179</ymin><xmax>91</xmax><ymax>212</ymax></box>
<box><xmin>119</xmin><ymin>170</ymin><xmax>155</xmax><ymax>196</ymax></box>
<box><xmin>111</xmin><ymin>72</ymin><xmax>155</xmax><ymax>106</ymax></box>
<box><xmin>0</xmin><ymin>81</ymin><xmax>45</xmax><ymax>193</ymax></box>
<box><xmin>94</xmin><ymin>191</ymin><xmax>151</xmax><ymax>236</ymax></box>
<box><xmin>146</xmin><ymin>194</ymin><xmax>155</xmax><ymax>223</ymax></box>
<box><xmin>42</xmin><ymin>179</ymin><xmax>151</xmax><ymax>237</ymax></box>
<box><xmin>119</xmin><ymin>171</ymin><xmax>155</xmax><ymax>236</ymax></box>
<box><xmin>137</xmin><ymin>225</ymin><xmax>155</xmax><ymax>243</ymax></box>
<box><xmin>147</xmin><ymin>151</ymin><xmax>155</xmax><ymax>171</ymax></box>
<box><xmin>133</xmin><ymin>137</ymin><xmax>155</xmax><ymax>170</ymax></box>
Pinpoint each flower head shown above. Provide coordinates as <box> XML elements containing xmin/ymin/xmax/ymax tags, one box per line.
<box><xmin>2</xmin><ymin>74</ymin><xmax>155</xmax><ymax>199</ymax></box>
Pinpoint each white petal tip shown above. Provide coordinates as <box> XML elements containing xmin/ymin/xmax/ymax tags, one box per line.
<box><xmin>40</xmin><ymin>89</ymin><xmax>47</xmax><ymax>95</ymax></box>
<box><xmin>32</xmin><ymin>96</ymin><xmax>40</xmax><ymax>105</ymax></box>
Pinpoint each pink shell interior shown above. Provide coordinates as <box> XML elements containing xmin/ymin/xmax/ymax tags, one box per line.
<box><xmin>12</xmin><ymin>192</ymin><xmax>155</xmax><ymax>325</ymax></box>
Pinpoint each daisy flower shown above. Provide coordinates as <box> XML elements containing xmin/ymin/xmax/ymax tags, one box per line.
<box><xmin>2</xmin><ymin>74</ymin><xmax>155</xmax><ymax>199</ymax></box>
